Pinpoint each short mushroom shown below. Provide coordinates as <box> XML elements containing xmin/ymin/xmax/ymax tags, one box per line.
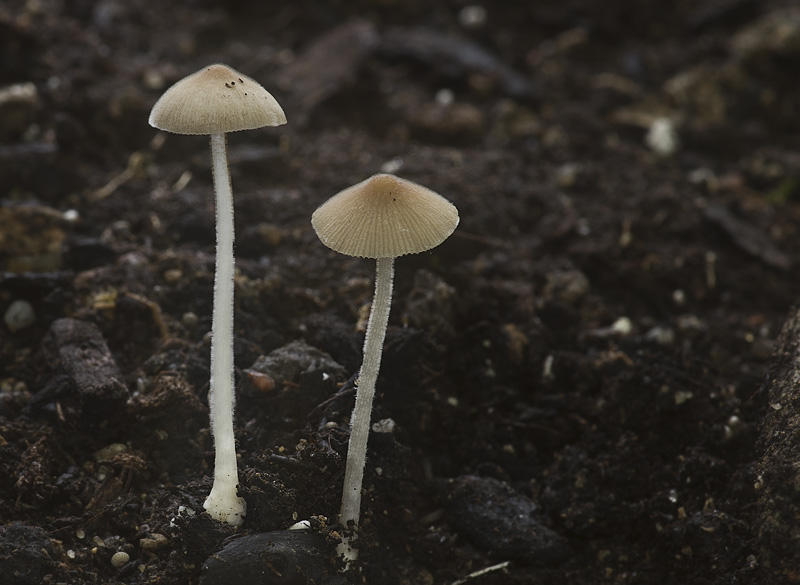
<box><xmin>311</xmin><ymin>173</ymin><xmax>459</xmax><ymax>562</ymax></box>
<box><xmin>149</xmin><ymin>64</ymin><xmax>286</xmax><ymax>526</ymax></box>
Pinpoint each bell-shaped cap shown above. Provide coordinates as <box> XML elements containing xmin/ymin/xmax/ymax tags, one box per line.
<box><xmin>311</xmin><ymin>173</ymin><xmax>459</xmax><ymax>259</ymax></box>
<box><xmin>148</xmin><ymin>64</ymin><xmax>286</xmax><ymax>135</ymax></box>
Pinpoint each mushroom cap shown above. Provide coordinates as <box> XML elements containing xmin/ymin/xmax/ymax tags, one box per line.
<box><xmin>311</xmin><ymin>173</ymin><xmax>459</xmax><ymax>259</ymax></box>
<box><xmin>148</xmin><ymin>64</ymin><xmax>286</xmax><ymax>135</ymax></box>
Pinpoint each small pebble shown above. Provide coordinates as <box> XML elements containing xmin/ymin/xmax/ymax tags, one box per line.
<box><xmin>4</xmin><ymin>300</ymin><xmax>36</xmax><ymax>332</ymax></box>
<box><xmin>646</xmin><ymin>118</ymin><xmax>679</xmax><ymax>156</ymax></box>
<box><xmin>435</xmin><ymin>88</ymin><xmax>454</xmax><ymax>106</ymax></box>
<box><xmin>611</xmin><ymin>317</ymin><xmax>633</xmax><ymax>335</ymax></box>
<box><xmin>140</xmin><ymin>533</ymin><xmax>169</xmax><ymax>551</ymax></box>
<box><xmin>380</xmin><ymin>157</ymin><xmax>404</xmax><ymax>174</ymax></box>
<box><xmin>181</xmin><ymin>312</ymin><xmax>199</xmax><ymax>328</ymax></box>
<box><xmin>200</xmin><ymin>530</ymin><xmax>328</xmax><ymax>585</ymax></box>
<box><xmin>544</xmin><ymin>270</ymin><xmax>590</xmax><ymax>304</ymax></box>
<box><xmin>677</xmin><ymin>314</ymin><xmax>707</xmax><ymax>333</ymax></box>
<box><xmin>372</xmin><ymin>418</ymin><xmax>396</xmax><ymax>433</ymax></box>
<box><xmin>556</xmin><ymin>163</ymin><xmax>580</xmax><ymax>188</ymax></box>
<box><xmin>142</xmin><ymin>69</ymin><xmax>165</xmax><ymax>90</ymax></box>
<box><xmin>111</xmin><ymin>551</ymin><xmax>129</xmax><ymax>568</ymax></box>
<box><xmin>444</xmin><ymin>475</ymin><xmax>570</xmax><ymax>563</ymax></box>
<box><xmin>0</xmin><ymin>82</ymin><xmax>38</xmax><ymax>105</ymax></box>
<box><xmin>458</xmin><ymin>5</ymin><xmax>487</xmax><ymax>29</ymax></box>
<box><xmin>646</xmin><ymin>326</ymin><xmax>676</xmax><ymax>346</ymax></box>
<box><xmin>93</xmin><ymin>443</ymin><xmax>128</xmax><ymax>462</ymax></box>
<box><xmin>0</xmin><ymin>82</ymin><xmax>39</xmax><ymax>136</ymax></box>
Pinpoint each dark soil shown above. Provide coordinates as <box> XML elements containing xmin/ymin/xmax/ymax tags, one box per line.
<box><xmin>2</xmin><ymin>1</ymin><xmax>800</xmax><ymax>583</ymax></box>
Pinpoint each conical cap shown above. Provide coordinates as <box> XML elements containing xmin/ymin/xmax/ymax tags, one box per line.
<box><xmin>311</xmin><ymin>174</ymin><xmax>459</xmax><ymax>259</ymax></box>
<box><xmin>148</xmin><ymin>64</ymin><xmax>286</xmax><ymax>135</ymax></box>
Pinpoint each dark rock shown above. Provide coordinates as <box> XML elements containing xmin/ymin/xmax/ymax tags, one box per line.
<box><xmin>0</xmin><ymin>523</ymin><xmax>59</xmax><ymax>585</ymax></box>
<box><xmin>443</xmin><ymin>475</ymin><xmax>570</xmax><ymax>565</ymax></box>
<box><xmin>756</xmin><ymin>307</ymin><xmax>800</xmax><ymax>575</ymax></box>
<box><xmin>246</xmin><ymin>341</ymin><xmax>346</xmax><ymax>386</ymax></box>
<box><xmin>200</xmin><ymin>530</ymin><xmax>341</xmax><ymax>585</ymax></box>
<box><xmin>40</xmin><ymin>318</ymin><xmax>128</xmax><ymax>425</ymax></box>
<box><xmin>242</xmin><ymin>341</ymin><xmax>346</xmax><ymax>418</ymax></box>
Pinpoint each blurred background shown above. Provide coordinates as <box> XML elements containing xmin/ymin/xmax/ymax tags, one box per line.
<box><xmin>1</xmin><ymin>1</ymin><xmax>800</xmax><ymax>584</ymax></box>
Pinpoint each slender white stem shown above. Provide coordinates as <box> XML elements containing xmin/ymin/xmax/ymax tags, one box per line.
<box><xmin>338</xmin><ymin>256</ymin><xmax>395</xmax><ymax>561</ymax></box>
<box><xmin>204</xmin><ymin>132</ymin><xmax>246</xmax><ymax>526</ymax></box>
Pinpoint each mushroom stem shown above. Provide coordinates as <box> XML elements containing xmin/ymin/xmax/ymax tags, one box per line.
<box><xmin>338</xmin><ymin>256</ymin><xmax>395</xmax><ymax>561</ymax></box>
<box><xmin>204</xmin><ymin>132</ymin><xmax>246</xmax><ymax>526</ymax></box>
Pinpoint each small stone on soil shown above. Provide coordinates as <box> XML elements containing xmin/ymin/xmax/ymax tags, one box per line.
<box><xmin>4</xmin><ymin>299</ymin><xmax>35</xmax><ymax>332</ymax></box>
<box><xmin>443</xmin><ymin>475</ymin><xmax>571</xmax><ymax>565</ymax></box>
<box><xmin>200</xmin><ymin>530</ymin><xmax>341</xmax><ymax>585</ymax></box>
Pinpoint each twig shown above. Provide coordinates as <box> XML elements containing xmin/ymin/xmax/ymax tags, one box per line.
<box><xmin>92</xmin><ymin>152</ymin><xmax>145</xmax><ymax>200</ymax></box>
<box><xmin>308</xmin><ymin>373</ymin><xmax>357</xmax><ymax>417</ymax></box>
<box><xmin>449</xmin><ymin>561</ymin><xmax>511</xmax><ymax>585</ymax></box>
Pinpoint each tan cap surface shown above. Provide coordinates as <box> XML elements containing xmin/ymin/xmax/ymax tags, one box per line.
<box><xmin>149</xmin><ymin>64</ymin><xmax>286</xmax><ymax>135</ymax></box>
<box><xmin>311</xmin><ymin>174</ymin><xmax>459</xmax><ymax>259</ymax></box>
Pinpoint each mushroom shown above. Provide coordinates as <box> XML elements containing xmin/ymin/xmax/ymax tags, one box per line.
<box><xmin>149</xmin><ymin>64</ymin><xmax>286</xmax><ymax>526</ymax></box>
<box><xmin>311</xmin><ymin>173</ymin><xmax>459</xmax><ymax>561</ymax></box>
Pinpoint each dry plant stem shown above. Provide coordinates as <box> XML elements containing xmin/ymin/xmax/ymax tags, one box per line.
<box><xmin>338</xmin><ymin>256</ymin><xmax>395</xmax><ymax>561</ymax></box>
<box><xmin>203</xmin><ymin>132</ymin><xmax>246</xmax><ymax>526</ymax></box>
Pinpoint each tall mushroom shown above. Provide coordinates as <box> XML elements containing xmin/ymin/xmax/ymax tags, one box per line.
<box><xmin>149</xmin><ymin>64</ymin><xmax>286</xmax><ymax>526</ymax></box>
<box><xmin>311</xmin><ymin>173</ymin><xmax>459</xmax><ymax>561</ymax></box>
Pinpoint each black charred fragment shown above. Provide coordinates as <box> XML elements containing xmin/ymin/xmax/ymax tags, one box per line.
<box><xmin>0</xmin><ymin>523</ymin><xmax>59</xmax><ymax>585</ymax></box>
<box><xmin>443</xmin><ymin>475</ymin><xmax>571</xmax><ymax>566</ymax></box>
<box><xmin>200</xmin><ymin>530</ymin><xmax>341</xmax><ymax>585</ymax></box>
<box><xmin>40</xmin><ymin>318</ymin><xmax>128</xmax><ymax>425</ymax></box>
